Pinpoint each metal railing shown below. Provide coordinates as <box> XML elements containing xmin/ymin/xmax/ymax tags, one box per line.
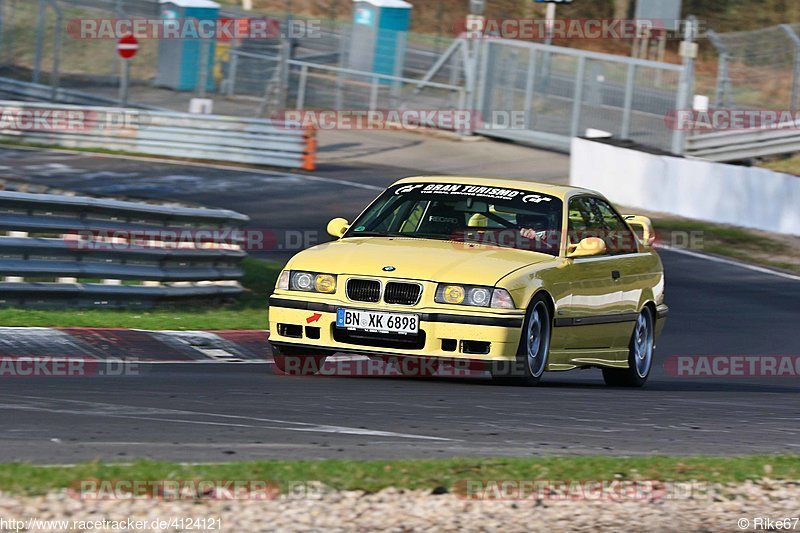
<box><xmin>687</xmin><ymin>123</ymin><xmax>800</xmax><ymax>162</ymax></box>
<box><xmin>0</xmin><ymin>101</ymin><xmax>317</xmax><ymax>170</ymax></box>
<box><xmin>475</xmin><ymin>38</ymin><xmax>690</xmax><ymax>154</ymax></box>
<box><xmin>0</xmin><ymin>77</ymin><xmax>164</xmax><ymax>109</ymax></box>
<box><xmin>224</xmin><ymin>50</ymin><xmax>466</xmax><ymax>126</ymax></box>
<box><xmin>0</xmin><ymin>190</ymin><xmax>250</xmax><ymax>308</ymax></box>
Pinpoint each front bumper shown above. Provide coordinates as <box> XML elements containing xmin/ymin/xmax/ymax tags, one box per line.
<box><xmin>268</xmin><ymin>296</ymin><xmax>525</xmax><ymax>361</ymax></box>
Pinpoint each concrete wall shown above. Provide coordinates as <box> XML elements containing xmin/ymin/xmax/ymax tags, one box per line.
<box><xmin>569</xmin><ymin>137</ymin><xmax>800</xmax><ymax>236</ymax></box>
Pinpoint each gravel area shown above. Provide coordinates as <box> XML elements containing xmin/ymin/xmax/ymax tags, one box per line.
<box><xmin>0</xmin><ymin>480</ymin><xmax>797</xmax><ymax>532</ymax></box>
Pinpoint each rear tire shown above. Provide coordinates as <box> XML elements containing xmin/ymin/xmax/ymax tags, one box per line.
<box><xmin>491</xmin><ymin>296</ymin><xmax>551</xmax><ymax>386</ymax></box>
<box><xmin>271</xmin><ymin>345</ymin><xmax>329</xmax><ymax>376</ymax></box>
<box><xmin>602</xmin><ymin>307</ymin><xmax>654</xmax><ymax>387</ymax></box>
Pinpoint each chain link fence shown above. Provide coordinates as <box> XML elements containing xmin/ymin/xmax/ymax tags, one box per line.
<box><xmin>707</xmin><ymin>23</ymin><xmax>800</xmax><ymax>110</ymax></box>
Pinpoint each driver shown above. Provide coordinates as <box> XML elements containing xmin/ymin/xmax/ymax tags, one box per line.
<box><xmin>518</xmin><ymin>213</ymin><xmax>550</xmax><ymax>240</ymax></box>
<box><xmin>517</xmin><ymin>213</ymin><xmax>558</xmax><ymax>252</ymax></box>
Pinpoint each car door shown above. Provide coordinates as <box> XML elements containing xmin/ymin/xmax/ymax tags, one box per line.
<box><xmin>588</xmin><ymin>197</ymin><xmax>656</xmax><ymax>351</ymax></box>
<box><xmin>556</xmin><ymin>196</ymin><xmax>628</xmax><ymax>354</ymax></box>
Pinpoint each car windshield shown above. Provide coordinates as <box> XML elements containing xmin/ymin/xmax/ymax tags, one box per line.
<box><xmin>345</xmin><ymin>182</ymin><xmax>563</xmax><ymax>255</ymax></box>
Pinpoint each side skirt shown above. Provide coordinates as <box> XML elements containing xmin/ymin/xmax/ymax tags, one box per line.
<box><xmin>547</xmin><ymin>349</ymin><xmax>630</xmax><ymax>371</ymax></box>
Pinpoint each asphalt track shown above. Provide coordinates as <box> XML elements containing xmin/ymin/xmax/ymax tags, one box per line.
<box><xmin>0</xmin><ymin>147</ymin><xmax>798</xmax><ymax>463</ymax></box>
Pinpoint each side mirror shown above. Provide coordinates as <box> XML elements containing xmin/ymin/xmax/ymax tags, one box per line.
<box><xmin>624</xmin><ymin>215</ymin><xmax>656</xmax><ymax>247</ymax></box>
<box><xmin>567</xmin><ymin>237</ymin><xmax>607</xmax><ymax>259</ymax></box>
<box><xmin>326</xmin><ymin>218</ymin><xmax>350</xmax><ymax>239</ymax></box>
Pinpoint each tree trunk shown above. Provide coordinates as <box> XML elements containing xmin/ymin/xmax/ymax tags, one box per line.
<box><xmin>614</xmin><ymin>0</ymin><xmax>632</xmax><ymax>20</ymax></box>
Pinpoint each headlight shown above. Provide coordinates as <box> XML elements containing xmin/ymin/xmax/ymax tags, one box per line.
<box><xmin>277</xmin><ymin>270</ymin><xmax>290</xmax><ymax>290</ymax></box>
<box><xmin>314</xmin><ymin>274</ymin><xmax>336</xmax><ymax>293</ymax></box>
<box><xmin>288</xmin><ymin>271</ymin><xmax>337</xmax><ymax>294</ymax></box>
<box><xmin>435</xmin><ymin>284</ymin><xmax>515</xmax><ymax>309</ymax></box>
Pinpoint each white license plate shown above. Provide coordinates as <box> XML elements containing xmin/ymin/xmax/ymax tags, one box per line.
<box><xmin>336</xmin><ymin>308</ymin><xmax>419</xmax><ymax>335</ymax></box>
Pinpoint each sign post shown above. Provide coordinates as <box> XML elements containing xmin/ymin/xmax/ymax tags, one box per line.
<box><xmin>534</xmin><ymin>0</ymin><xmax>574</xmax><ymax>45</ymax></box>
<box><xmin>117</xmin><ymin>34</ymin><xmax>139</xmax><ymax>107</ymax></box>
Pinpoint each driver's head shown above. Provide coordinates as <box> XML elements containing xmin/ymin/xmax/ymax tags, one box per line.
<box><xmin>517</xmin><ymin>213</ymin><xmax>549</xmax><ymax>231</ymax></box>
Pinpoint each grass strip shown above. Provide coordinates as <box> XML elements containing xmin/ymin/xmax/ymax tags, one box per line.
<box><xmin>0</xmin><ymin>456</ymin><xmax>797</xmax><ymax>496</ymax></box>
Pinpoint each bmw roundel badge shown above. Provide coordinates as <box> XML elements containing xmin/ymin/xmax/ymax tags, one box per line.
<box><xmin>382</xmin><ymin>266</ymin><xmax>396</xmax><ymax>272</ymax></box>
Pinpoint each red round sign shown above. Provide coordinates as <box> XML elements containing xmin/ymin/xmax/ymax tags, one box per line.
<box><xmin>117</xmin><ymin>34</ymin><xmax>139</xmax><ymax>59</ymax></box>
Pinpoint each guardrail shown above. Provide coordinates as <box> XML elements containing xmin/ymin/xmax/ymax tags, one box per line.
<box><xmin>0</xmin><ymin>77</ymin><xmax>164</xmax><ymax>109</ymax></box>
<box><xmin>0</xmin><ymin>100</ymin><xmax>317</xmax><ymax>170</ymax></box>
<box><xmin>0</xmin><ymin>190</ymin><xmax>251</xmax><ymax>308</ymax></box>
<box><xmin>687</xmin><ymin>126</ymin><xmax>800</xmax><ymax>162</ymax></box>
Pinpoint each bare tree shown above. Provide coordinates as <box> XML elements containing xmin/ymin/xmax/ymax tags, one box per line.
<box><xmin>614</xmin><ymin>0</ymin><xmax>632</xmax><ymax>20</ymax></box>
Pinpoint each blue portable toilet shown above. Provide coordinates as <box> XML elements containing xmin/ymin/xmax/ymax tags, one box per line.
<box><xmin>348</xmin><ymin>0</ymin><xmax>412</xmax><ymax>79</ymax></box>
<box><xmin>155</xmin><ymin>0</ymin><xmax>219</xmax><ymax>92</ymax></box>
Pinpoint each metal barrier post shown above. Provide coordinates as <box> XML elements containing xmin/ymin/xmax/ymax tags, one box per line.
<box><xmin>296</xmin><ymin>64</ymin><xmax>308</xmax><ymax>109</ymax></box>
<box><xmin>621</xmin><ymin>63</ymin><xmax>636</xmax><ymax>139</ymax></box>
<box><xmin>369</xmin><ymin>75</ymin><xmax>378</xmax><ymax>111</ymax></box>
<box><xmin>48</xmin><ymin>0</ymin><xmax>62</xmax><ymax>102</ymax></box>
<box><xmin>2</xmin><ymin>0</ymin><xmax>14</xmax><ymax>66</ymax></box>
<box><xmin>279</xmin><ymin>40</ymin><xmax>290</xmax><ymax>108</ymax></box>
<box><xmin>197</xmin><ymin>39</ymin><xmax>210</xmax><ymax>98</ymax></box>
<box><xmin>119</xmin><ymin>57</ymin><xmax>131</xmax><ymax>106</ymax></box>
<box><xmin>0</xmin><ymin>0</ymin><xmax>5</xmax><ymax>67</ymax></box>
<box><xmin>569</xmin><ymin>55</ymin><xmax>586</xmax><ymax>138</ymax></box>
<box><xmin>465</xmin><ymin>37</ymin><xmax>480</xmax><ymax>119</ymax></box>
<box><xmin>475</xmin><ymin>40</ymin><xmax>491</xmax><ymax>127</ymax></box>
<box><xmin>390</xmin><ymin>30</ymin><xmax>406</xmax><ymax>109</ymax></box>
<box><xmin>707</xmin><ymin>30</ymin><xmax>732</xmax><ymax>108</ymax></box>
<box><xmin>226</xmin><ymin>49</ymin><xmax>238</xmax><ymax>97</ymax></box>
<box><xmin>33</xmin><ymin>0</ymin><xmax>45</xmax><ymax>83</ymax></box>
<box><xmin>780</xmin><ymin>24</ymin><xmax>800</xmax><ymax>110</ymax></box>
<box><xmin>672</xmin><ymin>16</ymin><xmax>697</xmax><ymax>155</ymax></box>
<box><xmin>335</xmin><ymin>27</ymin><xmax>347</xmax><ymax>109</ymax></box>
<box><xmin>523</xmin><ymin>48</ymin><xmax>537</xmax><ymax>130</ymax></box>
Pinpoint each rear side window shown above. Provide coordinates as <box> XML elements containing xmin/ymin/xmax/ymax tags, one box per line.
<box><xmin>568</xmin><ymin>196</ymin><xmax>638</xmax><ymax>255</ymax></box>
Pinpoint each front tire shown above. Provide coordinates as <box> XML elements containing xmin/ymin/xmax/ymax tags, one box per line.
<box><xmin>602</xmin><ymin>307</ymin><xmax>654</xmax><ymax>387</ymax></box>
<box><xmin>491</xmin><ymin>297</ymin><xmax>552</xmax><ymax>386</ymax></box>
<box><xmin>271</xmin><ymin>345</ymin><xmax>329</xmax><ymax>376</ymax></box>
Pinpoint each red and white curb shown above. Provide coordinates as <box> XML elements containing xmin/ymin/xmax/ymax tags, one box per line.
<box><xmin>0</xmin><ymin>328</ymin><xmax>485</xmax><ymax>377</ymax></box>
<box><xmin>0</xmin><ymin>327</ymin><xmax>271</xmax><ymax>363</ymax></box>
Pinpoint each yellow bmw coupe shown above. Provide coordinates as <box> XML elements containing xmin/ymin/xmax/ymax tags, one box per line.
<box><xmin>268</xmin><ymin>176</ymin><xmax>668</xmax><ymax>386</ymax></box>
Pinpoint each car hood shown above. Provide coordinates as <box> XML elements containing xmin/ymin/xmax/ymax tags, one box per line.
<box><xmin>287</xmin><ymin>237</ymin><xmax>555</xmax><ymax>286</ymax></box>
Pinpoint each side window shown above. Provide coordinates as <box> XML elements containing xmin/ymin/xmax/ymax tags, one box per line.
<box><xmin>590</xmin><ymin>198</ymin><xmax>639</xmax><ymax>254</ymax></box>
<box><xmin>567</xmin><ymin>197</ymin><xmax>638</xmax><ymax>255</ymax></box>
<box><xmin>567</xmin><ymin>197</ymin><xmax>597</xmax><ymax>246</ymax></box>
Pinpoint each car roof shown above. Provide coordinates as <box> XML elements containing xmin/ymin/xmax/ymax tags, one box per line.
<box><xmin>393</xmin><ymin>176</ymin><xmax>598</xmax><ymax>201</ymax></box>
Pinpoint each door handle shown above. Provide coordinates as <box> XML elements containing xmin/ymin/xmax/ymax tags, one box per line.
<box><xmin>611</xmin><ymin>270</ymin><xmax>621</xmax><ymax>280</ymax></box>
